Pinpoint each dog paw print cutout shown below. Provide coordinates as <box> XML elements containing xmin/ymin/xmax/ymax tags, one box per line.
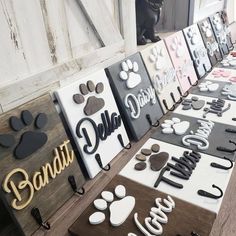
<box><xmin>149</xmin><ymin>46</ymin><xmax>167</xmax><ymax>71</ymax></box>
<box><xmin>119</xmin><ymin>59</ymin><xmax>141</xmax><ymax>89</ymax></box>
<box><xmin>89</xmin><ymin>185</ymin><xmax>135</xmax><ymax>226</ymax></box>
<box><xmin>0</xmin><ymin>110</ymin><xmax>47</xmax><ymax>159</ymax></box>
<box><xmin>73</xmin><ymin>80</ymin><xmax>105</xmax><ymax>116</ymax></box>
<box><xmin>212</xmin><ymin>15</ymin><xmax>223</xmax><ymax>32</ymax></box>
<box><xmin>187</xmin><ymin>28</ymin><xmax>198</xmax><ymax>45</ymax></box>
<box><xmin>171</xmin><ymin>36</ymin><xmax>185</xmax><ymax>58</ymax></box>
<box><xmin>201</xmin><ymin>21</ymin><xmax>213</xmax><ymax>38</ymax></box>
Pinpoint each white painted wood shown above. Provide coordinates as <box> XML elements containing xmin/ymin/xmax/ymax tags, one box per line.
<box><xmin>77</xmin><ymin>0</ymin><xmax>123</xmax><ymax>46</ymax></box>
<box><xmin>119</xmin><ymin>138</ymin><xmax>233</xmax><ymax>214</ymax></box>
<box><xmin>102</xmin><ymin>191</ymin><xmax>114</xmax><ymax>202</ymax></box>
<box><xmin>189</xmin><ymin>0</ymin><xmax>226</xmax><ymax>24</ymax></box>
<box><xmin>55</xmin><ymin>70</ymin><xmax>129</xmax><ymax>178</ymax></box>
<box><xmin>141</xmin><ymin>40</ymin><xmax>182</xmax><ymax>114</ymax></box>
<box><xmin>89</xmin><ymin>212</ymin><xmax>105</xmax><ymax>225</ymax></box>
<box><xmin>109</xmin><ymin>196</ymin><xmax>135</xmax><ymax>226</ymax></box>
<box><xmin>65</xmin><ymin>0</ymin><xmax>101</xmax><ymax>58</ymax></box>
<box><xmin>174</xmin><ymin>94</ymin><xmax>236</xmax><ymax>126</ymax></box>
<box><xmin>119</xmin><ymin>0</ymin><xmax>137</xmax><ymax>56</ymax></box>
<box><xmin>94</xmin><ymin>199</ymin><xmax>107</xmax><ymax>210</ymax></box>
<box><xmin>115</xmin><ymin>185</ymin><xmax>126</xmax><ymax>198</ymax></box>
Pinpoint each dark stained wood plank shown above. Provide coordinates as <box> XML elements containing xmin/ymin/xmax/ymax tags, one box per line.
<box><xmin>69</xmin><ymin>175</ymin><xmax>216</xmax><ymax>236</ymax></box>
<box><xmin>0</xmin><ymin>94</ymin><xmax>85</xmax><ymax>236</ymax></box>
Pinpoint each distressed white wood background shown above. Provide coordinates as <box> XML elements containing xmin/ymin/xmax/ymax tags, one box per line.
<box><xmin>0</xmin><ymin>0</ymin><xmax>137</xmax><ymax>114</ymax></box>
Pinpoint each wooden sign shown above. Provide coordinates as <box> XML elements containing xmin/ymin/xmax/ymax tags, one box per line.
<box><xmin>190</xmin><ymin>79</ymin><xmax>236</xmax><ymax>102</ymax></box>
<box><xmin>209</xmin><ymin>12</ymin><xmax>233</xmax><ymax>56</ymax></box>
<box><xmin>183</xmin><ymin>24</ymin><xmax>212</xmax><ymax>78</ymax></box>
<box><xmin>0</xmin><ymin>94</ymin><xmax>85</xmax><ymax>236</ymax></box>
<box><xmin>174</xmin><ymin>94</ymin><xmax>236</xmax><ymax>126</ymax></box>
<box><xmin>141</xmin><ymin>40</ymin><xmax>183</xmax><ymax>113</ymax></box>
<box><xmin>69</xmin><ymin>175</ymin><xmax>215</xmax><ymax>236</ymax></box>
<box><xmin>106</xmin><ymin>53</ymin><xmax>164</xmax><ymax>141</ymax></box>
<box><xmin>120</xmin><ymin>138</ymin><xmax>233</xmax><ymax>214</ymax></box>
<box><xmin>151</xmin><ymin>113</ymin><xmax>236</xmax><ymax>161</ymax></box>
<box><xmin>198</xmin><ymin>18</ymin><xmax>223</xmax><ymax>67</ymax></box>
<box><xmin>164</xmin><ymin>31</ymin><xmax>198</xmax><ymax>94</ymax></box>
<box><xmin>55</xmin><ymin>70</ymin><xmax>130</xmax><ymax>178</ymax></box>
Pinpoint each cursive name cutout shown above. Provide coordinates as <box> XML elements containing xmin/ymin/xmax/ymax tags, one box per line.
<box><xmin>128</xmin><ymin>195</ymin><xmax>175</xmax><ymax>236</ymax></box>
<box><xmin>2</xmin><ymin>140</ymin><xmax>74</xmax><ymax>210</ymax></box>
<box><xmin>125</xmin><ymin>86</ymin><xmax>156</xmax><ymax>119</ymax></box>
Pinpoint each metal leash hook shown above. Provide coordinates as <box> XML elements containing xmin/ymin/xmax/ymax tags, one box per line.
<box><xmin>217</xmin><ymin>140</ymin><xmax>236</xmax><ymax>153</ymax></box>
<box><xmin>197</xmin><ymin>184</ymin><xmax>223</xmax><ymax>199</ymax></box>
<box><xmin>95</xmin><ymin>153</ymin><xmax>110</xmax><ymax>171</ymax></box>
<box><xmin>210</xmin><ymin>156</ymin><xmax>233</xmax><ymax>170</ymax></box>
<box><xmin>146</xmin><ymin>114</ymin><xmax>159</xmax><ymax>127</ymax></box>
<box><xmin>68</xmin><ymin>175</ymin><xmax>85</xmax><ymax>195</ymax></box>
<box><xmin>163</xmin><ymin>99</ymin><xmax>175</xmax><ymax>112</ymax></box>
<box><xmin>31</xmin><ymin>207</ymin><xmax>50</xmax><ymax>230</ymax></box>
<box><xmin>117</xmin><ymin>134</ymin><xmax>131</xmax><ymax>150</ymax></box>
<box><xmin>188</xmin><ymin>76</ymin><xmax>198</xmax><ymax>87</ymax></box>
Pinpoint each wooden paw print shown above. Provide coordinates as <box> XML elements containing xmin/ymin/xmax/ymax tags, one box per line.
<box><xmin>182</xmin><ymin>96</ymin><xmax>205</xmax><ymax>110</ymax></box>
<box><xmin>149</xmin><ymin>46</ymin><xmax>166</xmax><ymax>70</ymax></box>
<box><xmin>73</xmin><ymin>80</ymin><xmax>105</xmax><ymax>116</ymax></box>
<box><xmin>171</xmin><ymin>36</ymin><xmax>185</xmax><ymax>58</ymax></box>
<box><xmin>187</xmin><ymin>28</ymin><xmax>198</xmax><ymax>45</ymax></box>
<box><xmin>201</xmin><ymin>21</ymin><xmax>213</xmax><ymax>38</ymax></box>
<box><xmin>0</xmin><ymin>110</ymin><xmax>48</xmax><ymax>159</ymax></box>
<box><xmin>89</xmin><ymin>185</ymin><xmax>135</xmax><ymax>226</ymax></box>
<box><xmin>134</xmin><ymin>143</ymin><xmax>169</xmax><ymax>172</ymax></box>
<box><xmin>119</xmin><ymin>59</ymin><xmax>141</xmax><ymax>89</ymax></box>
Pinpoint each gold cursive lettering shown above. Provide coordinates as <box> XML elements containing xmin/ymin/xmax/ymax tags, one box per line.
<box><xmin>2</xmin><ymin>140</ymin><xmax>74</xmax><ymax>210</ymax></box>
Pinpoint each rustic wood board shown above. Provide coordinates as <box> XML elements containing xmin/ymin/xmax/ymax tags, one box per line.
<box><xmin>55</xmin><ymin>70</ymin><xmax>130</xmax><ymax>178</ymax></box>
<box><xmin>69</xmin><ymin>175</ymin><xmax>216</xmax><ymax>236</ymax></box>
<box><xmin>183</xmin><ymin>24</ymin><xmax>212</xmax><ymax>78</ymax></box>
<box><xmin>151</xmin><ymin>113</ymin><xmax>236</xmax><ymax>161</ymax></box>
<box><xmin>198</xmin><ymin>18</ymin><xmax>223</xmax><ymax>67</ymax></box>
<box><xmin>120</xmin><ymin>139</ymin><xmax>234</xmax><ymax>214</ymax></box>
<box><xmin>174</xmin><ymin>94</ymin><xmax>236</xmax><ymax>126</ymax></box>
<box><xmin>164</xmin><ymin>31</ymin><xmax>198</xmax><ymax>94</ymax></box>
<box><xmin>0</xmin><ymin>94</ymin><xmax>85</xmax><ymax>236</ymax></box>
<box><xmin>141</xmin><ymin>40</ymin><xmax>182</xmax><ymax>113</ymax></box>
<box><xmin>106</xmin><ymin>52</ymin><xmax>164</xmax><ymax>141</ymax></box>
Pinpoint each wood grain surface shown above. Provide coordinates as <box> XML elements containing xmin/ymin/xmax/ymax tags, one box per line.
<box><xmin>0</xmin><ymin>94</ymin><xmax>85</xmax><ymax>236</ymax></box>
<box><xmin>69</xmin><ymin>175</ymin><xmax>216</xmax><ymax>236</ymax></box>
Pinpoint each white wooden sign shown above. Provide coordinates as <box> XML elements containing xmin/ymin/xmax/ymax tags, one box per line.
<box><xmin>55</xmin><ymin>70</ymin><xmax>129</xmax><ymax>178</ymax></box>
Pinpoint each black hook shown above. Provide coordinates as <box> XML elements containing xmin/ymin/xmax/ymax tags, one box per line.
<box><xmin>95</xmin><ymin>153</ymin><xmax>110</xmax><ymax>171</ymax></box>
<box><xmin>117</xmin><ymin>134</ymin><xmax>131</xmax><ymax>150</ymax></box>
<box><xmin>170</xmin><ymin>92</ymin><xmax>176</xmax><ymax>103</ymax></box>
<box><xmin>163</xmin><ymin>100</ymin><xmax>175</xmax><ymax>112</ymax></box>
<box><xmin>177</xmin><ymin>86</ymin><xmax>183</xmax><ymax>97</ymax></box>
<box><xmin>197</xmin><ymin>184</ymin><xmax>223</xmax><ymax>199</ymax></box>
<box><xmin>146</xmin><ymin>114</ymin><xmax>159</xmax><ymax>127</ymax></box>
<box><xmin>210</xmin><ymin>156</ymin><xmax>233</xmax><ymax>170</ymax></box>
<box><xmin>188</xmin><ymin>76</ymin><xmax>198</xmax><ymax>87</ymax></box>
<box><xmin>217</xmin><ymin>140</ymin><xmax>236</xmax><ymax>153</ymax></box>
<box><xmin>68</xmin><ymin>175</ymin><xmax>85</xmax><ymax>195</ymax></box>
<box><xmin>31</xmin><ymin>208</ymin><xmax>50</xmax><ymax>230</ymax></box>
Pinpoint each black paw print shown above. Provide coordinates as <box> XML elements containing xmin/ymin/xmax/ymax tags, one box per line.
<box><xmin>73</xmin><ymin>80</ymin><xmax>105</xmax><ymax>116</ymax></box>
<box><xmin>0</xmin><ymin>110</ymin><xmax>48</xmax><ymax>159</ymax></box>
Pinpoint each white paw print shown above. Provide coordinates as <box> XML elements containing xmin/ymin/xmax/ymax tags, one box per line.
<box><xmin>187</xmin><ymin>28</ymin><xmax>198</xmax><ymax>45</ymax></box>
<box><xmin>89</xmin><ymin>185</ymin><xmax>135</xmax><ymax>226</ymax></box>
<box><xmin>171</xmin><ymin>36</ymin><xmax>185</xmax><ymax>58</ymax></box>
<box><xmin>201</xmin><ymin>21</ymin><xmax>213</xmax><ymax>38</ymax></box>
<box><xmin>161</xmin><ymin>117</ymin><xmax>190</xmax><ymax>135</ymax></box>
<box><xmin>149</xmin><ymin>46</ymin><xmax>166</xmax><ymax>70</ymax></box>
<box><xmin>119</xmin><ymin>59</ymin><xmax>142</xmax><ymax>89</ymax></box>
<box><xmin>198</xmin><ymin>81</ymin><xmax>219</xmax><ymax>92</ymax></box>
<box><xmin>221</xmin><ymin>56</ymin><xmax>236</xmax><ymax>67</ymax></box>
<box><xmin>212</xmin><ymin>15</ymin><xmax>223</xmax><ymax>31</ymax></box>
<box><xmin>222</xmin><ymin>84</ymin><xmax>236</xmax><ymax>100</ymax></box>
